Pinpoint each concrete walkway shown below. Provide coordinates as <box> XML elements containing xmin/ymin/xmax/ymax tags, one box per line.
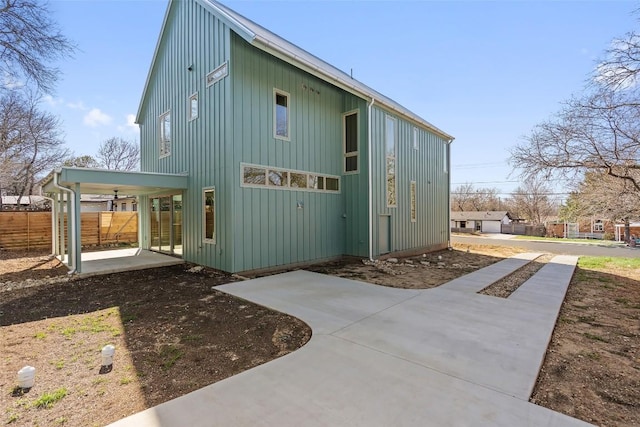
<box><xmin>109</xmin><ymin>254</ymin><xmax>591</xmax><ymax>427</ymax></box>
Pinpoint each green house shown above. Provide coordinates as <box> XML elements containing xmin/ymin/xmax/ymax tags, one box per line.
<box><xmin>45</xmin><ymin>0</ymin><xmax>453</xmax><ymax>274</ymax></box>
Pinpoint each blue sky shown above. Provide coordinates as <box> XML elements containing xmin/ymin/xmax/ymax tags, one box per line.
<box><xmin>44</xmin><ymin>0</ymin><xmax>637</xmax><ymax>201</ymax></box>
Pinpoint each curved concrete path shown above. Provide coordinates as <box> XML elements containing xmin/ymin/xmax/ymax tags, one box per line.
<box><xmin>109</xmin><ymin>254</ymin><xmax>591</xmax><ymax>427</ymax></box>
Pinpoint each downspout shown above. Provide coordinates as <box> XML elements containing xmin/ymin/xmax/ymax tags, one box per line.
<box><xmin>39</xmin><ymin>190</ymin><xmax>56</xmax><ymax>256</ymax></box>
<box><xmin>447</xmin><ymin>139</ymin><xmax>452</xmax><ymax>248</ymax></box>
<box><xmin>368</xmin><ymin>97</ymin><xmax>375</xmax><ymax>261</ymax></box>
<box><xmin>52</xmin><ymin>171</ymin><xmax>77</xmax><ymax>274</ymax></box>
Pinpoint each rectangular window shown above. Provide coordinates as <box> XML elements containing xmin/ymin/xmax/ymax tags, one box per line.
<box><xmin>410</xmin><ymin>181</ymin><xmax>416</xmax><ymax>222</ymax></box>
<box><xmin>386</xmin><ymin>116</ymin><xmax>396</xmax><ymax>207</ymax></box>
<box><xmin>290</xmin><ymin>173</ymin><xmax>307</xmax><ymax>188</ymax></box>
<box><xmin>274</xmin><ymin>89</ymin><xmax>290</xmax><ymax>140</ymax></box>
<box><xmin>203</xmin><ymin>188</ymin><xmax>215</xmax><ymax>242</ymax></box>
<box><xmin>413</xmin><ymin>127</ymin><xmax>419</xmax><ymax>150</ymax></box>
<box><xmin>207</xmin><ymin>62</ymin><xmax>228</xmax><ymax>87</ymax></box>
<box><xmin>159</xmin><ymin>111</ymin><xmax>171</xmax><ymax>157</ymax></box>
<box><xmin>132</xmin><ymin>203</ymin><xmax>138</xmax><ymax>212</ymax></box>
<box><xmin>593</xmin><ymin>220</ymin><xmax>604</xmax><ymax>232</ymax></box>
<box><xmin>189</xmin><ymin>93</ymin><xmax>198</xmax><ymax>121</ymax></box>
<box><xmin>344</xmin><ymin>111</ymin><xmax>358</xmax><ymax>173</ymax></box>
<box><xmin>241</xmin><ymin>164</ymin><xmax>338</xmax><ymax>193</ymax></box>
<box><xmin>268</xmin><ymin>169</ymin><xmax>288</xmax><ymax>187</ymax></box>
<box><xmin>443</xmin><ymin>142</ymin><xmax>448</xmax><ymax>173</ymax></box>
<box><xmin>121</xmin><ymin>203</ymin><xmax>127</xmax><ymax>212</ymax></box>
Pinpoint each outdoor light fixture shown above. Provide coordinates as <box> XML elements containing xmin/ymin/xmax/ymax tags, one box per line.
<box><xmin>113</xmin><ymin>190</ymin><xmax>119</xmax><ymax>200</ymax></box>
<box><xmin>17</xmin><ymin>366</ymin><xmax>36</xmax><ymax>389</ymax></box>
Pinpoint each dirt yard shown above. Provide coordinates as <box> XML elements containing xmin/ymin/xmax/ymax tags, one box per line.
<box><xmin>1</xmin><ymin>246</ymin><xmax>639</xmax><ymax>426</ymax></box>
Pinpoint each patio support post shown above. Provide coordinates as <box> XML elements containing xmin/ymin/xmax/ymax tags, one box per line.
<box><xmin>73</xmin><ymin>182</ymin><xmax>82</xmax><ymax>273</ymax></box>
<box><xmin>51</xmin><ymin>193</ymin><xmax>59</xmax><ymax>256</ymax></box>
<box><xmin>58</xmin><ymin>193</ymin><xmax>65</xmax><ymax>261</ymax></box>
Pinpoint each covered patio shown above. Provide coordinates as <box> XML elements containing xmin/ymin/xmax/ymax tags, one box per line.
<box><xmin>42</xmin><ymin>167</ymin><xmax>188</xmax><ymax>274</ymax></box>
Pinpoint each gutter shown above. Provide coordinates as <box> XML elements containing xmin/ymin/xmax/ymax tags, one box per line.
<box><xmin>368</xmin><ymin>97</ymin><xmax>376</xmax><ymax>261</ymax></box>
<box><xmin>52</xmin><ymin>171</ymin><xmax>77</xmax><ymax>274</ymax></box>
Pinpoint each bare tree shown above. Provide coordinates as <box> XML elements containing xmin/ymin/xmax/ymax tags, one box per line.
<box><xmin>511</xmin><ymin>24</ymin><xmax>640</xmax><ymax>194</ymax></box>
<box><xmin>0</xmin><ymin>90</ymin><xmax>68</xmax><ymax>201</ymax></box>
<box><xmin>505</xmin><ymin>177</ymin><xmax>556</xmax><ymax>225</ymax></box>
<box><xmin>96</xmin><ymin>137</ymin><xmax>140</xmax><ymax>171</ymax></box>
<box><xmin>564</xmin><ymin>171</ymin><xmax>639</xmax><ymax>240</ymax></box>
<box><xmin>0</xmin><ymin>0</ymin><xmax>74</xmax><ymax>93</ymax></box>
<box><xmin>451</xmin><ymin>183</ymin><xmax>501</xmax><ymax>211</ymax></box>
<box><xmin>64</xmin><ymin>155</ymin><xmax>100</xmax><ymax>168</ymax></box>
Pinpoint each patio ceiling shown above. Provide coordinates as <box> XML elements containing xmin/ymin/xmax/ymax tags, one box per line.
<box><xmin>42</xmin><ymin>167</ymin><xmax>188</xmax><ymax>195</ymax></box>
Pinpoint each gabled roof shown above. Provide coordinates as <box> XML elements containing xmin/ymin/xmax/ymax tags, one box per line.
<box><xmin>137</xmin><ymin>0</ymin><xmax>453</xmax><ymax>142</ymax></box>
<box><xmin>450</xmin><ymin>211</ymin><xmax>512</xmax><ymax>221</ymax></box>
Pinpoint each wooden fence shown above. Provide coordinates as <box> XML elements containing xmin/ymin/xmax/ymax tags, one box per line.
<box><xmin>0</xmin><ymin>211</ymin><xmax>138</xmax><ymax>251</ymax></box>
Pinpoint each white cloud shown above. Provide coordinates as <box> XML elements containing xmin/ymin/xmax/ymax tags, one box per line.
<box><xmin>126</xmin><ymin>114</ymin><xmax>137</xmax><ymax>129</ymax></box>
<box><xmin>67</xmin><ymin>100</ymin><xmax>87</xmax><ymax>111</ymax></box>
<box><xmin>83</xmin><ymin>108</ymin><xmax>113</xmax><ymax>127</ymax></box>
<box><xmin>42</xmin><ymin>95</ymin><xmax>66</xmax><ymax>107</ymax></box>
<box><xmin>116</xmin><ymin>114</ymin><xmax>138</xmax><ymax>133</ymax></box>
<box><xmin>3</xmin><ymin>73</ymin><xmax>24</xmax><ymax>90</ymax></box>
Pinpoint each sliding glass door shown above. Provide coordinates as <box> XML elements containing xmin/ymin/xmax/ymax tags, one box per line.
<box><xmin>150</xmin><ymin>195</ymin><xmax>182</xmax><ymax>256</ymax></box>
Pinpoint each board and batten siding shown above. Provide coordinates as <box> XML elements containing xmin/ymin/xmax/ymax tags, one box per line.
<box><xmin>229</xmin><ymin>34</ymin><xmax>367</xmax><ymax>272</ymax></box>
<box><xmin>138</xmin><ymin>0</ymin><xmax>234</xmax><ymax>271</ymax></box>
<box><xmin>370</xmin><ymin>106</ymin><xmax>450</xmax><ymax>256</ymax></box>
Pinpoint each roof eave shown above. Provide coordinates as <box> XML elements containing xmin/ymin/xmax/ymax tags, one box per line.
<box><xmin>252</xmin><ymin>35</ymin><xmax>454</xmax><ymax>142</ymax></box>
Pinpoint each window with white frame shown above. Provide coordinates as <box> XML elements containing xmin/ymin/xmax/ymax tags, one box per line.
<box><xmin>443</xmin><ymin>142</ymin><xmax>448</xmax><ymax>173</ymax></box>
<box><xmin>159</xmin><ymin>111</ymin><xmax>171</xmax><ymax>157</ymax></box>
<box><xmin>386</xmin><ymin>116</ymin><xmax>396</xmax><ymax>207</ymax></box>
<box><xmin>241</xmin><ymin>164</ymin><xmax>339</xmax><ymax>193</ymax></box>
<box><xmin>203</xmin><ymin>188</ymin><xmax>215</xmax><ymax>242</ymax></box>
<box><xmin>189</xmin><ymin>92</ymin><xmax>198</xmax><ymax>121</ymax></box>
<box><xmin>593</xmin><ymin>220</ymin><xmax>604</xmax><ymax>232</ymax></box>
<box><xmin>413</xmin><ymin>127</ymin><xmax>419</xmax><ymax>150</ymax></box>
<box><xmin>344</xmin><ymin>111</ymin><xmax>358</xmax><ymax>173</ymax></box>
<box><xmin>274</xmin><ymin>89</ymin><xmax>290</xmax><ymax>139</ymax></box>
<box><xmin>410</xmin><ymin>181</ymin><xmax>416</xmax><ymax>222</ymax></box>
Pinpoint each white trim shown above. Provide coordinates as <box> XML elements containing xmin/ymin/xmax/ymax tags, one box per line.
<box><xmin>413</xmin><ymin>127</ymin><xmax>419</xmax><ymax>150</ymax></box>
<box><xmin>159</xmin><ymin>110</ymin><xmax>171</xmax><ymax>158</ymax></box>
<box><xmin>240</xmin><ymin>163</ymin><xmax>340</xmax><ymax>193</ymax></box>
<box><xmin>273</xmin><ymin>88</ymin><xmax>291</xmax><ymax>141</ymax></box>
<box><xmin>206</xmin><ymin>61</ymin><xmax>228</xmax><ymax>87</ymax></box>
<box><xmin>188</xmin><ymin>92</ymin><xmax>199</xmax><ymax>121</ymax></box>
<box><xmin>343</xmin><ymin>109</ymin><xmax>359</xmax><ymax>174</ymax></box>
<box><xmin>202</xmin><ymin>187</ymin><xmax>216</xmax><ymax>244</ymax></box>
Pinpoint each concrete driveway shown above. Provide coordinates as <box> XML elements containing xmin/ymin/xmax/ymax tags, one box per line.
<box><xmin>109</xmin><ymin>254</ymin><xmax>591</xmax><ymax>427</ymax></box>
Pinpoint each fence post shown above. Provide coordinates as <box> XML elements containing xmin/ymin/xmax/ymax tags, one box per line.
<box><xmin>98</xmin><ymin>212</ymin><xmax>102</xmax><ymax>246</ymax></box>
<box><xmin>27</xmin><ymin>212</ymin><xmax>30</xmax><ymax>251</ymax></box>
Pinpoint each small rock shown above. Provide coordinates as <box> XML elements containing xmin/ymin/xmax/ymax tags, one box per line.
<box><xmin>404</xmin><ymin>260</ymin><xmax>413</xmax><ymax>264</ymax></box>
<box><xmin>420</xmin><ymin>261</ymin><xmax>430</xmax><ymax>266</ymax></box>
<box><xmin>437</xmin><ymin>262</ymin><xmax>445</xmax><ymax>267</ymax></box>
<box><xmin>187</xmin><ymin>266</ymin><xmax>204</xmax><ymax>273</ymax></box>
<box><xmin>387</xmin><ymin>258</ymin><xmax>398</xmax><ymax>263</ymax></box>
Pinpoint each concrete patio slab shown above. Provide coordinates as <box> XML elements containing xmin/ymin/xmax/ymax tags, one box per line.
<box><xmin>109</xmin><ymin>253</ymin><xmax>588</xmax><ymax>427</ymax></box>
<box><xmin>77</xmin><ymin>248</ymin><xmax>183</xmax><ymax>277</ymax></box>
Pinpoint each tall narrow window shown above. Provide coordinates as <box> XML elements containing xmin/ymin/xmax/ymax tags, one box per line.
<box><xmin>413</xmin><ymin>127</ymin><xmax>419</xmax><ymax>150</ymax></box>
<box><xmin>386</xmin><ymin>116</ymin><xmax>396</xmax><ymax>207</ymax></box>
<box><xmin>203</xmin><ymin>188</ymin><xmax>215</xmax><ymax>242</ymax></box>
<box><xmin>189</xmin><ymin>93</ymin><xmax>198</xmax><ymax>121</ymax></box>
<box><xmin>410</xmin><ymin>181</ymin><xmax>416</xmax><ymax>222</ymax></box>
<box><xmin>159</xmin><ymin>111</ymin><xmax>171</xmax><ymax>157</ymax></box>
<box><xmin>274</xmin><ymin>89</ymin><xmax>290</xmax><ymax>139</ymax></box>
<box><xmin>344</xmin><ymin>111</ymin><xmax>358</xmax><ymax>173</ymax></box>
<box><xmin>443</xmin><ymin>142</ymin><xmax>448</xmax><ymax>173</ymax></box>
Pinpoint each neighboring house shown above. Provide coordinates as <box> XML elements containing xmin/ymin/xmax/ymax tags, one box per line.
<box><xmin>545</xmin><ymin>218</ymin><xmax>616</xmax><ymax>240</ymax></box>
<box><xmin>43</xmin><ymin>0</ymin><xmax>453</xmax><ymax>274</ymax></box>
<box><xmin>451</xmin><ymin>211</ymin><xmax>512</xmax><ymax>233</ymax></box>
<box><xmin>1</xmin><ymin>195</ymin><xmax>48</xmax><ymax>210</ymax></box>
<box><xmin>111</xmin><ymin>196</ymin><xmax>138</xmax><ymax>212</ymax></box>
